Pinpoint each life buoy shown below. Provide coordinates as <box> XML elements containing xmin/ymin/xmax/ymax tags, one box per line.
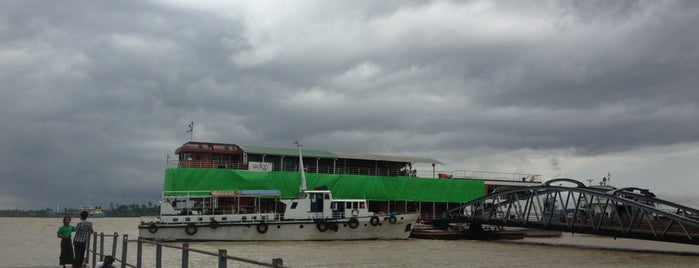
<box><xmin>370</xmin><ymin>216</ymin><xmax>380</xmax><ymax>226</ymax></box>
<box><xmin>185</xmin><ymin>223</ymin><xmax>198</xmax><ymax>235</ymax></box>
<box><xmin>256</xmin><ymin>222</ymin><xmax>268</xmax><ymax>233</ymax></box>
<box><xmin>329</xmin><ymin>221</ymin><xmax>339</xmax><ymax>232</ymax></box>
<box><xmin>148</xmin><ymin>223</ymin><xmax>158</xmax><ymax>234</ymax></box>
<box><xmin>316</xmin><ymin>220</ymin><xmax>329</xmax><ymax>232</ymax></box>
<box><xmin>347</xmin><ymin>218</ymin><xmax>359</xmax><ymax>229</ymax></box>
<box><xmin>388</xmin><ymin>216</ymin><xmax>397</xmax><ymax>224</ymax></box>
<box><xmin>209</xmin><ymin>220</ymin><xmax>219</xmax><ymax>229</ymax></box>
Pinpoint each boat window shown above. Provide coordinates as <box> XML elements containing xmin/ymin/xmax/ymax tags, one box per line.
<box><xmin>185</xmin><ymin>217</ymin><xmax>191</xmax><ymax>222</ymax></box>
<box><xmin>291</xmin><ymin>202</ymin><xmax>298</xmax><ymax>209</ymax></box>
<box><xmin>324</xmin><ymin>194</ymin><xmax>330</xmax><ymax>199</ymax></box>
<box><xmin>346</xmin><ymin>203</ymin><xmax>352</xmax><ymax>209</ymax></box>
<box><xmin>360</xmin><ymin>202</ymin><xmax>365</xmax><ymax>209</ymax></box>
<box><xmin>173</xmin><ymin>218</ymin><xmax>178</xmax><ymax>222</ymax></box>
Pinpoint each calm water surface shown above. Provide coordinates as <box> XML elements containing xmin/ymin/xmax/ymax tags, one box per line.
<box><xmin>2</xmin><ymin>217</ymin><xmax>699</xmax><ymax>268</ymax></box>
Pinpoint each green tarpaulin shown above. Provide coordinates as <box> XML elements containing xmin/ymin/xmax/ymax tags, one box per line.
<box><xmin>164</xmin><ymin>168</ymin><xmax>485</xmax><ymax>203</ymax></box>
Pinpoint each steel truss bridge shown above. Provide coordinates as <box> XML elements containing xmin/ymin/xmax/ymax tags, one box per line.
<box><xmin>437</xmin><ymin>178</ymin><xmax>699</xmax><ymax>245</ymax></box>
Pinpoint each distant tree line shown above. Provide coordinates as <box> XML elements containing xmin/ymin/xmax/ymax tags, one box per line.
<box><xmin>0</xmin><ymin>202</ymin><xmax>160</xmax><ymax>217</ymax></box>
<box><xmin>104</xmin><ymin>202</ymin><xmax>160</xmax><ymax>217</ymax></box>
<box><xmin>0</xmin><ymin>209</ymin><xmax>55</xmax><ymax>217</ymax></box>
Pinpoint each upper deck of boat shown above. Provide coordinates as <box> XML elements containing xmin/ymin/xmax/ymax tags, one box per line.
<box><xmin>169</xmin><ymin>141</ymin><xmax>542</xmax><ymax>187</ymax></box>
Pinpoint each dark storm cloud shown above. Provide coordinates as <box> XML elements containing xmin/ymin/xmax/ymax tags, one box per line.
<box><xmin>0</xmin><ymin>1</ymin><xmax>245</xmax><ymax>208</ymax></box>
<box><xmin>1</xmin><ymin>0</ymin><xmax>698</xmax><ymax>209</ymax></box>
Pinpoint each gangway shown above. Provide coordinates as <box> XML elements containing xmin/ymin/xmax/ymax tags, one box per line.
<box><xmin>437</xmin><ymin>178</ymin><xmax>699</xmax><ymax>245</ymax></box>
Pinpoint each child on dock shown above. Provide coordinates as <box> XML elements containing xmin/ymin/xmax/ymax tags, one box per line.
<box><xmin>95</xmin><ymin>255</ymin><xmax>116</xmax><ymax>268</ymax></box>
<box><xmin>56</xmin><ymin>216</ymin><xmax>75</xmax><ymax>268</ymax></box>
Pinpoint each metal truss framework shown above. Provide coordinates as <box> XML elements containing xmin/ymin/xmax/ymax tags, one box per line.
<box><xmin>440</xmin><ymin>178</ymin><xmax>699</xmax><ymax>245</ymax></box>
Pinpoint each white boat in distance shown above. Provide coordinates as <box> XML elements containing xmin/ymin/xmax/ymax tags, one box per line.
<box><xmin>138</xmin><ymin>142</ymin><xmax>419</xmax><ymax>241</ymax></box>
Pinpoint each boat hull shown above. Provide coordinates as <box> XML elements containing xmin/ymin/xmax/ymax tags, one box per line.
<box><xmin>410</xmin><ymin>228</ymin><xmax>525</xmax><ymax>240</ymax></box>
<box><xmin>139</xmin><ymin>214</ymin><xmax>419</xmax><ymax>241</ymax></box>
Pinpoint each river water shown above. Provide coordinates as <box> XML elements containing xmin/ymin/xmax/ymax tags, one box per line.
<box><xmin>3</xmin><ymin>217</ymin><xmax>699</xmax><ymax>268</ymax></box>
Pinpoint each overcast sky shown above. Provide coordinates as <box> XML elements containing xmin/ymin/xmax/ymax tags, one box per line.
<box><xmin>1</xmin><ymin>1</ymin><xmax>698</xmax><ymax>210</ymax></box>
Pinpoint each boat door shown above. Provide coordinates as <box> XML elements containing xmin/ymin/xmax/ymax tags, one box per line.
<box><xmin>310</xmin><ymin>193</ymin><xmax>324</xmax><ymax>213</ymax></box>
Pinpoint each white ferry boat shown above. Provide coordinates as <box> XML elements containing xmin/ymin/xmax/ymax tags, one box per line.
<box><xmin>138</xmin><ymin>142</ymin><xmax>418</xmax><ymax>241</ymax></box>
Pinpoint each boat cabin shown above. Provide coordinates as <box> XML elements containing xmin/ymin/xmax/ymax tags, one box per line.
<box><xmin>156</xmin><ymin>189</ymin><xmax>371</xmax><ymax>225</ymax></box>
<box><xmin>173</xmin><ymin>141</ymin><xmax>442</xmax><ymax>177</ymax></box>
<box><xmin>280</xmin><ymin>190</ymin><xmax>370</xmax><ymax>220</ymax></box>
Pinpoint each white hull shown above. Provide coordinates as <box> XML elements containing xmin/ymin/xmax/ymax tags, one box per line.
<box><xmin>139</xmin><ymin>214</ymin><xmax>419</xmax><ymax>241</ymax></box>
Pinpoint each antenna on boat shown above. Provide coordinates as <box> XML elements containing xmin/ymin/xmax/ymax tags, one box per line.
<box><xmin>294</xmin><ymin>140</ymin><xmax>308</xmax><ymax>193</ymax></box>
<box><xmin>186</xmin><ymin>121</ymin><xmax>194</xmax><ymax>141</ymax></box>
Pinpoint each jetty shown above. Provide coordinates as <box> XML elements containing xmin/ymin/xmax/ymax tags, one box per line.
<box><xmin>435</xmin><ymin>178</ymin><xmax>699</xmax><ymax>245</ymax></box>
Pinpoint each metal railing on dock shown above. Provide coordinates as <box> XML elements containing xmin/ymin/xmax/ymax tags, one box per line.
<box><xmin>85</xmin><ymin>232</ymin><xmax>288</xmax><ymax>268</ymax></box>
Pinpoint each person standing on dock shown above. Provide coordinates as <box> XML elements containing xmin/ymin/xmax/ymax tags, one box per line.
<box><xmin>73</xmin><ymin>211</ymin><xmax>93</xmax><ymax>268</ymax></box>
<box><xmin>57</xmin><ymin>216</ymin><xmax>75</xmax><ymax>268</ymax></box>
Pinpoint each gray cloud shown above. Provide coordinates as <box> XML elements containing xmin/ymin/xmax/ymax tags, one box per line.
<box><xmin>1</xmin><ymin>0</ymin><xmax>698</xmax><ymax>209</ymax></box>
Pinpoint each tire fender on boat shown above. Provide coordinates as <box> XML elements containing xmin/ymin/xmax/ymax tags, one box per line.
<box><xmin>370</xmin><ymin>216</ymin><xmax>380</xmax><ymax>226</ymax></box>
<box><xmin>185</xmin><ymin>223</ymin><xmax>198</xmax><ymax>235</ymax></box>
<box><xmin>388</xmin><ymin>216</ymin><xmax>397</xmax><ymax>224</ymax></box>
<box><xmin>256</xmin><ymin>221</ymin><xmax>268</xmax><ymax>234</ymax></box>
<box><xmin>209</xmin><ymin>220</ymin><xmax>219</xmax><ymax>229</ymax></box>
<box><xmin>329</xmin><ymin>221</ymin><xmax>339</xmax><ymax>232</ymax></box>
<box><xmin>347</xmin><ymin>217</ymin><xmax>359</xmax><ymax>229</ymax></box>
<box><xmin>316</xmin><ymin>220</ymin><xmax>329</xmax><ymax>232</ymax></box>
<box><xmin>148</xmin><ymin>223</ymin><xmax>158</xmax><ymax>234</ymax></box>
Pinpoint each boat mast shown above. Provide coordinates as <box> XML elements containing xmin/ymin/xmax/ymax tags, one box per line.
<box><xmin>295</xmin><ymin>140</ymin><xmax>308</xmax><ymax>193</ymax></box>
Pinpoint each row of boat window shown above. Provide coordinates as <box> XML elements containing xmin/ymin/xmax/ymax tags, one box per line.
<box><xmin>173</xmin><ymin>215</ymin><xmax>269</xmax><ymax>222</ymax></box>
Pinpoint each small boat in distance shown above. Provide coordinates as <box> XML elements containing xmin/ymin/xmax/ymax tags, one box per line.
<box><xmin>138</xmin><ymin>141</ymin><xmax>419</xmax><ymax>241</ymax></box>
<box><xmin>55</xmin><ymin>205</ymin><xmax>106</xmax><ymax>218</ymax></box>
<box><xmin>88</xmin><ymin>206</ymin><xmax>106</xmax><ymax>218</ymax></box>
<box><xmin>81</xmin><ymin>197</ymin><xmax>106</xmax><ymax>218</ymax></box>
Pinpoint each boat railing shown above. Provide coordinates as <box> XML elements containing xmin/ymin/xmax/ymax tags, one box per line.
<box><xmin>167</xmin><ymin>160</ymin><xmax>541</xmax><ymax>182</ymax></box>
<box><xmin>169</xmin><ymin>160</ymin><xmax>412</xmax><ymax>176</ymax></box>
<box><xmin>415</xmin><ymin>170</ymin><xmax>542</xmax><ymax>182</ymax></box>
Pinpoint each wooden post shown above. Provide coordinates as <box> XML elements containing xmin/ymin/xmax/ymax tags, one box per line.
<box><xmin>91</xmin><ymin>232</ymin><xmax>97</xmax><ymax>267</ymax></box>
<box><xmin>218</xmin><ymin>249</ymin><xmax>227</xmax><ymax>268</ymax></box>
<box><xmin>182</xmin><ymin>243</ymin><xmax>189</xmax><ymax>268</ymax></box>
<box><xmin>136</xmin><ymin>239</ymin><xmax>143</xmax><ymax>268</ymax></box>
<box><xmin>111</xmin><ymin>232</ymin><xmax>118</xmax><ymax>258</ymax></box>
<box><xmin>85</xmin><ymin>233</ymin><xmax>97</xmax><ymax>268</ymax></box>
<box><xmin>120</xmin><ymin>235</ymin><xmax>128</xmax><ymax>268</ymax></box>
<box><xmin>100</xmin><ymin>232</ymin><xmax>105</xmax><ymax>262</ymax></box>
<box><xmin>155</xmin><ymin>243</ymin><xmax>162</xmax><ymax>268</ymax></box>
<box><xmin>272</xmin><ymin>258</ymin><xmax>283</xmax><ymax>268</ymax></box>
